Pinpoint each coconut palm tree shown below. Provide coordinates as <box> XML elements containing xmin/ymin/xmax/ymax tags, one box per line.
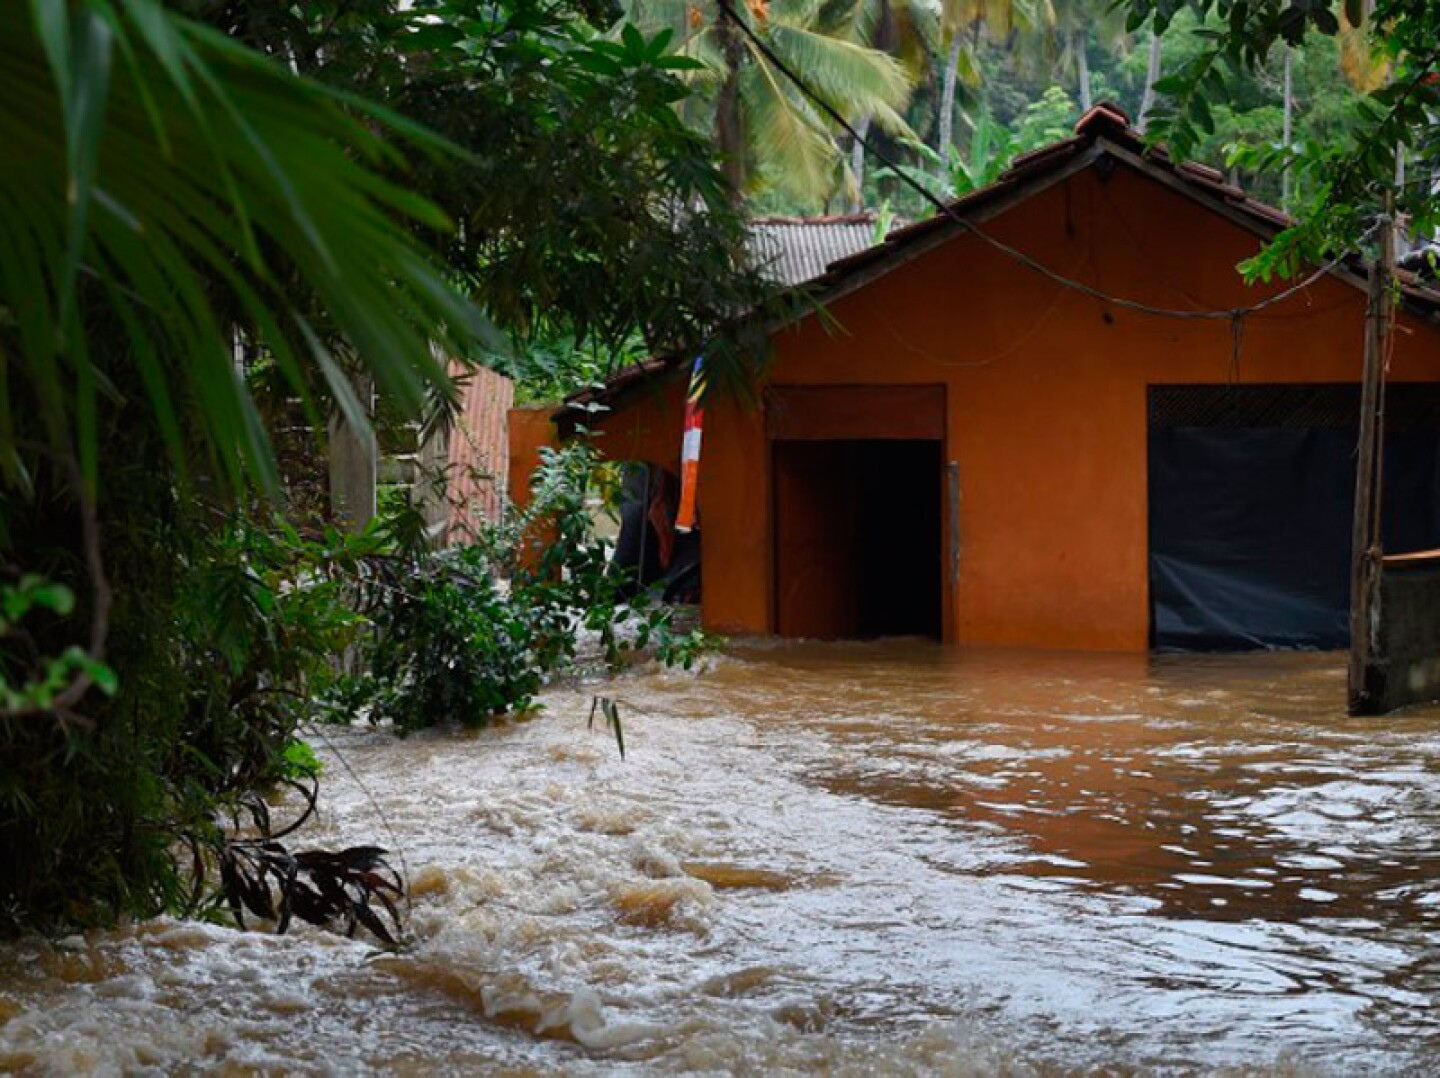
<box><xmin>934</xmin><ymin>0</ymin><xmax>1050</xmax><ymax>162</ymax></box>
<box><xmin>829</xmin><ymin>0</ymin><xmax>941</xmax><ymax>203</ymax></box>
<box><xmin>1043</xmin><ymin>0</ymin><xmax>1130</xmax><ymax>112</ymax></box>
<box><xmin>628</xmin><ymin>0</ymin><xmax>915</xmax><ymax>206</ymax></box>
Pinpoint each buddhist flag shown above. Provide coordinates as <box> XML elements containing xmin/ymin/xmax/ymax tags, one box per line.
<box><xmin>675</xmin><ymin>355</ymin><xmax>706</xmax><ymax>533</ymax></box>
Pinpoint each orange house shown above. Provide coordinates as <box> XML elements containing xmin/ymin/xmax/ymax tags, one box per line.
<box><xmin>544</xmin><ymin>105</ymin><xmax>1440</xmax><ymax>652</ymax></box>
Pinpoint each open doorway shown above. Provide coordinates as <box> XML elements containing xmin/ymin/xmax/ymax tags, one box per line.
<box><xmin>773</xmin><ymin>439</ymin><xmax>942</xmax><ymax>639</ymax></box>
<box><xmin>610</xmin><ymin>462</ymin><xmax>701</xmax><ymax>604</ymax></box>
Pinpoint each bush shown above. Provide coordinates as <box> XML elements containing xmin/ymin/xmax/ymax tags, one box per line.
<box><xmin>0</xmin><ymin>489</ymin><xmax>370</xmax><ymax>934</ymax></box>
<box><xmin>334</xmin><ymin>442</ymin><xmax>713</xmax><ymax>734</ymax></box>
<box><xmin>0</xmin><ymin>439</ymin><xmax>709</xmax><ymax>932</ymax></box>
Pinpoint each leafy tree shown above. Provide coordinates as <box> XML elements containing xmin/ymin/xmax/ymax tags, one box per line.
<box><xmin>0</xmin><ymin>0</ymin><xmax>768</xmax><ymax>932</ymax></box>
<box><xmin>832</xmin><ymin>0</ymin><xmax>942</xmax><ymax>202</ymax></box>
<box><xmin>0</xmin><ymin>0</ymin><xmax>493</xmax><ymax>930</ymax></box>
<box><xmin>1019</xmin><ymin>0</ymin><xmax>1132</xmax><ymax>112</ymax></box>
<box><xmin>871</xmin><ymin>87</ymin><xmax>1078</xmax><ymax>213</ymax></box>
<box><xmin>0</xmin><ymin>0</ymin><xmax>480</xmax><ymax>711</ymax></box>
<box><xmin>187</xmin><ymin>0</ymin><xmax>775</xmax><ymax>385</ymax></box>
<box><xmin>934</xmin><ymin>0</ymin><xmax>1052</xmax><ymax>162</ymax></box>
<box><xmin>1187</xmin><ymin>29</ymin><xmax>1362</xmax><ymax>207</ymax></box>
<box><xmin>1125</xmin><ymin>0</ymin><xmax>1435</xmax><ymax>277</ymax></box>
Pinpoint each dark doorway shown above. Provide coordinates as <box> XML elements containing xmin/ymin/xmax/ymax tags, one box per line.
<box><xmin>1148</xmin><ymin>384</ymin><xmax>1440</xmax><ymax>650</ymax></box>
<box><xmin>773</xmin><ymin>439</ymin><xmax>942</xmax><ymax>639</ymax></box>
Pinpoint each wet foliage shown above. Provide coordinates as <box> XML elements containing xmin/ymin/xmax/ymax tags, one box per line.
<box><xmin>218</xmin><ymin>784</ymin><xmax>404</xmax><ymax>946</ymax></box>
<box><xmin>589</xmin><ymin>696</ymin><xmax>627</xmax><ymax>760</ymax></box>
<box><xmin>2</xmin><ymin>0</ymin><xmax>739</xmax><ymax>938</ymax></box>
<box><xmin>335</xmin><ymin>444</ymin><xmax>713</xmax><ymax>735</ymax></box>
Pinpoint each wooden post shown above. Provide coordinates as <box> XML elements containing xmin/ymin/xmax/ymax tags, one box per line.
<box><xmin>1349</xmin><ymin>204</ymin><xmax>1395</xmax><ymax>714</ymax></box>
<box><xmin>329</xmin><ymin>377</ymin><xmax>378</xmax><ymax>534</ymax></box>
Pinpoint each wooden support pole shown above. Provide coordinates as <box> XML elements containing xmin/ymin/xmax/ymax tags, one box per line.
<box><xmin>329</xmin><ymin>376</ymin><xmax>378</xmax><ymax>535</ymax></box>
<box><xmin>1349</xmin><ymin>204</ymin><xmax>1396</xmax><ymax>714</ymax></box>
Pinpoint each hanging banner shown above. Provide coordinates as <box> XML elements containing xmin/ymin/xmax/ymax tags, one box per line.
<box><xmin>675</xmin><ymin>355</ymin><xmax>706</xmax><ymax>533</ymax></box>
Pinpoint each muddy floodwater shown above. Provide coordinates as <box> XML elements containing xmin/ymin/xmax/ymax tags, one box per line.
<box><xmin>5</xmin><ymin>643</ymin><xmax>1440</xmax><ymax>1075</ymax></box>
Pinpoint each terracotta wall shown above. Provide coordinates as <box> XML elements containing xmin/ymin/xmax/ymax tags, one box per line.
<box><xmin>506</xmin><ymin>406</ymin><xmax>559</xmax><ymax>513</ymax></box>
<box><xmin>589</xmin><ymin>162</ymin><xmax>1440</xmax><ymax>650</ymax></box>
<box><xmin>446</xmin><ymin>364</ymin><xmax>515</xmax><ymax>541</ymax></box>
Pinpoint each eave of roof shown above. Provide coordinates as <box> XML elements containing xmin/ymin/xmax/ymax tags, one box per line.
<box><xmin>556</xmin><ymin>102</ymin><xmax>1440</xmax><ymax>426</ymax></box>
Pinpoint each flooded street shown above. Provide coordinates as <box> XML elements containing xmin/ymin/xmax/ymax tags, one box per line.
<box><xmin>4</xmin><ymin>642</ymin><xmax>1440</xmax><ymax>1074</ymax></box>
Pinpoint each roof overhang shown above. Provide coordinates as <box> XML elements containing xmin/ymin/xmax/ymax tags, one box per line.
<box><xmin>554</xmin><ymin>104</ymin><xmax>1440</xmax><ymax>430</ymax></box>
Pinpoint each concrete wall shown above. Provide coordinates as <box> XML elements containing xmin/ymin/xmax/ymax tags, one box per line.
<box><xmin>1363</xmin><ymin>560</ymin><xmax>1440</xmax><ymax>711</ymax></box>
<box><xmin>589</xmin><ymin>161</ymin><xmax>1440</xmax><ymax>650</ymax></box>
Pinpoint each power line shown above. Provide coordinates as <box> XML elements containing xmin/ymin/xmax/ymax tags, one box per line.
<box><xmin>714</xmin><ymin>0</ymin><xmax>1354</xmax><ymax>323</ymax></box>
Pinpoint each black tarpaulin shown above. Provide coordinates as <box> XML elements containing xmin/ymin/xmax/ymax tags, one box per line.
<box><xmin>1148</xmin><ymin>385</ymin><xmax>1440</xmax><ymax>651</ymax></box>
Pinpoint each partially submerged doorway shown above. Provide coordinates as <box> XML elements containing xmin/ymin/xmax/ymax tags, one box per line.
<box><xmin>766</xmin><ymin>384</ymin><xmax>948</xmax><ymax>641</ymax></box>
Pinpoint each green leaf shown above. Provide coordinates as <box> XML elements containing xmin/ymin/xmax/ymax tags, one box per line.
<box><xmin>0</xmin><ymin>1</ymin><xmax>488</xmax><ymax>494</ymax></box>
<box><xmin>56</xmin><ymin>6</ymin><xmax>115</xmax><ymax>335</ymax></box>
<box><xmin>68</xmin><ymin>649</ymin><xmax>119</xmax><ymax>695</ymax></box>
<box><xmin>620</xmin><ymin>21</ymin><xmax>645</xmax><ymax>57</ymax></box>
<box><xmin>27</xmin><ymin>579</ymin><xmax>76</xmax><ymax>616</ymax></box>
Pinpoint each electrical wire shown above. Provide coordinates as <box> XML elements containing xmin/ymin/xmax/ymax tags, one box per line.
<box><xmin>715</xmin><ymin>0</ymin><xmax>1360</xmax><ymax>323</ymax></box>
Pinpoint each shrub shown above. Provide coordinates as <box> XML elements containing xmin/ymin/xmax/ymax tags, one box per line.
<box><xmin>335</xmin><ymin>442</ymin><xmax>714</xmax><ymax>734</ymax></box>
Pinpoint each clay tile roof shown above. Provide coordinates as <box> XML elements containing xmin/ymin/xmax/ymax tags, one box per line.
<box><xmin>1074</xmin><ymin>102</ymin><xmax>1133</xmax><ymax>139</ymax></box>
<box><xmin>1178</xmin><ymin>160</ymin><xmax>1225</xmax><ymax>183</ymax></box>
<box><xmin>1176</xmin><ymin>160</ymin><xmax>1247</xmax><ymax>200</ymax></box>
<box><xmin>1006</xmin><ymin>134</ymin><xmax>1087</xmax><ymax>174</ymax></box>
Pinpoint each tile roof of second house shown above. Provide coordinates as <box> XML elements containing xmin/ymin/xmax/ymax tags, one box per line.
<box><xmin>747</xmin><ymin>213</ymin><xmax>890</xmax><ymax>287</ymax></box>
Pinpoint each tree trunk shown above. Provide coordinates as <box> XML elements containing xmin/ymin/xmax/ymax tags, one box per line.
<box><xmin>849</xmin><ymin>114</ymin><xmax>872</xmax><ymax>212</ymax></box>
<box><xmin>328</xmin><ymin>379</ymin><xmax>377</xmax><ymax>534</ymax></box>
<box><xmin>714</xmin><ymin>15</ymin><xmax>747</xmax><ymax>202</ymax></box>
<box><xmin>1074</xmin><ymin>30</ymin><xmax>1092</xmax><ymax>112</ymax></box>
<box><xmin>1138</xmin><ymin>31</ymin><xmax>1162</xmax><ymax>132</ymax></box>
<box><xmin>1281</xmin><ymin>45</ymin><xmax>1293</xmax><ymax>206</ymax></box>
<box><xmin>937</xmin><ymin>35</ymin><xmax>962</xmax><ymax>173</ymax></box>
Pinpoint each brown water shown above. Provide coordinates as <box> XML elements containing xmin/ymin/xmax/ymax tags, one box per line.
<box><xmin>4</xmin><ymin>642</ymin><xmax>1440</xmax><ymax>1075</ymax></box>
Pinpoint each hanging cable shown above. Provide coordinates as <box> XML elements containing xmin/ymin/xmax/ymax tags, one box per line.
<box><xmin>714</xmin><ymin>0</ymin><xmax>1359</xmax><ymax>323</ymax></box>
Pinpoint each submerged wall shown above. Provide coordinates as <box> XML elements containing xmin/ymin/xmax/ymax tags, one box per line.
<box><xmin>1357</xmin><ymin>557</ymin><xmax>1440</xmax><ymax>712</ymax></box>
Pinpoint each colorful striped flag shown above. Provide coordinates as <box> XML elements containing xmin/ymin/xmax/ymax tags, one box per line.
<box><xmin>675</xmin><ymin>355</ymin><xmax>706</xmax><ymax>533</ymax></box>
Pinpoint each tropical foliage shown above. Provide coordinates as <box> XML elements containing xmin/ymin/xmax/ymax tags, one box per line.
<box><xmin>193</xmin><ymin>0</ymin><xmax>774</xmax><ymax>371</ymax></box>
<box><xmin>0</xmin><ymin>2</ymin><xmax>474</xmax><ymax>497</ymax></box>
<box><xmin>626</xmin><ymin>0</ymin><xmax>916</xmax><ymax>202</ymax></box>
<box><xmin>338</xmin><ymin>444</ymin><xmax>711</xmax><ymax>737</ymax></box>
<box><xmin>0</xmin><ymin>0</ymin><xmax>745</xmax><ymax>934</ymax></box>
<box><xmin>1124</xmin><ymin>0</ymin><xmax>1436</xmax><ymax>278</ymax></box>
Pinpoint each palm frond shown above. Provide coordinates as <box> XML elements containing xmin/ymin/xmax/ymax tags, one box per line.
<box><xmin>867</xmin><ymin>99</ymin><xmax>919</xmax><ymax>140</ymax></box>
<box><xmin>763</xmin><ymin>21</ymin><xmax>914</xmax><ymax>114</ymax></box>
<box><xmin>740</xmin><ymin>50</ymin><xmax>840</xmax><ymax>201</ymax></box>
<box><xmin>941</xmin><ymin>0</ymin><xmax>1049</xmax><ymax>39</ymax></box>
<box><xmin>0</xmin><ymin>0</ymin><xmax>487</xmax><ymax>493</ymax></box>
<box><xmin>1338</xmin><ymin>5</ymin><xmax>1387</xmax><ymax>92</ymax></box>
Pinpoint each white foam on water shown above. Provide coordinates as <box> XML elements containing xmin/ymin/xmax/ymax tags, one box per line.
<box><xmin>4</xmin><ymin>646</ymin><xmax>1440</xmax><ymax>1075</ymax></box>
